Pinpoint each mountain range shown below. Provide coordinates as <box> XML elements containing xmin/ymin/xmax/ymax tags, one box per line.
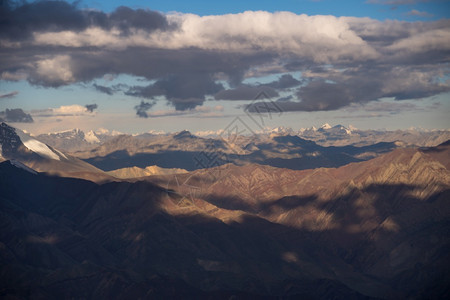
<box><xmin>73</xmin><ymin>130</ymin><xmax>403</xmax><ymax>172</ymax></box>
<box><xmin>35</xmin><ymin>124</ymin><xmax>450</xmax><ymax>153</ymax></box>
<box><xmin>1</xmin><ymin>121</ymin><xmax>449</xmax><ymax>299</ymax></box>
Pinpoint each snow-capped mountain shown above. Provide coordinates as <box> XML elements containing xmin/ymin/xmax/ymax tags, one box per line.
<box><xmin>0</xmin><ymin>122</ymin><xmax>66</xmax><ymax>162</ymax></box>
<box><xmin>320</xmin><ymin>123</ymin><xmax>332</xmax><ymax>130</ymax></box>
<box><xmin>299</xmin><ymin>124</ymin><xmax>450</xmax><ymax>147</ymax></box>
<box><xmin>0</xmin><ymin>122</ymin><xmax>109</xmax><ymax>181</ymax></box>
<box><xmin>37</xmin><ymin>128</ymin><xmax>119</xmax><ymax>152</ymax></box>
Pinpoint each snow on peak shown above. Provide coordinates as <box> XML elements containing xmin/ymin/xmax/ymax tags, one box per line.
<box><xmin>84</xmin><ymin>130</ymin><xmax>100</xmax><ymax>144</ymax></box>
<box><xmin>194</xmin><ymin>129</ymin><xmax>224</xmax><ymax>137</ymax></box>
<box><xmin>321</xmin><ymin>123</ymin><xmax>332</xmax><ymax>130</ymax></box>
<box><xmin>15</xmin><ymin>129</ymin><xmax>60</xmax><ymax>160</ymax></box>
<box><xmin>94</xmin><ymin>128</ymin><xmax>109</xmax><ymax>135</ymax></box>
<box><xmin>94</xmin><ymin>128</ymin><xmax>122</xmax><ymax>136</ymax></box>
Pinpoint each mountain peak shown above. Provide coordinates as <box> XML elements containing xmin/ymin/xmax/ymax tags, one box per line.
<box><xmin>0</xmin><ymin>122</ymin><xmax>23</xmax><ymax>154</ymax></box>
<box><xmin>173</xmin><ymin>130</ymin><xmax>193</xmax><ymax>139</ymax></box>
<box><xmin>321</xmin><ymin>123</ymin><xmax>332</xmax><ymax>129</ymax></box>
<box><xmin>1</xmin><ymin>123</ymin><xmax>63</xmax><ymax>161</ymax></box>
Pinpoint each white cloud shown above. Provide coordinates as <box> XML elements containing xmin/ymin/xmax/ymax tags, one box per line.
<box><xmin>406</xmin><ymin>9</ymin><xmax>433</xmax><ymax>17</ymax></box>
<box><xmin>35</xmin><ymin>55</ymin><xmax>74</xmax><ymax>84</ymax></box>
<box><xmin>32</xmin><ymin>105</ymin><xmax>96</xmax><ymax>117</ymax></box>
<box><xmin>53</xmin><ymin>105</ymin><xmax>88</xmax><ymax>115</ymax></box>
<box><xmin>31</xmin><ymin>12</ymin><xmax>379</xmax><ymax>63</ymax></box>
<box><xmin>386</xmin><ymin>28</ymin><xmax>450</xmax><ymax>54</ymax></box>
<box><xmin>1</xmin><ymin>70</ymin><xmax>29</xmax><ymax>81</ymax></box>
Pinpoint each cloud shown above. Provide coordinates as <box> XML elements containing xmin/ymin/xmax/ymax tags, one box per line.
<box><xmin>25</xmin><ymin>11</ymin><xmax>378</xmax><ymax>61</ymax></box>
<box><xmin>0</xmin><ymin>2</ymin><xmax>449</xmax><ymax>113</ymax></box>
<box><xmin>0</xmin><ymin>1</ymin><xmax>170</xmax><ymax>41</ymax></box>
<box><xmin>215</xmin><ymin>85</ymin><xmax>279</xmax><ymax>100</ymax></box>
<box><xmin>134</xmin><ymin>101</ymin><xmax>155</xmax><ymax>118</ymax></box>
<box><xmin>85</xmin><ymin>104</ymin><xmax>98</xmax><ymax>113</ymax></box>
<box><xmin>93</xmin><ymin>84</ymin><xmax>114</xmax><ymax>95</ymax></box>
<box><xmin>0</xmin><ymin>108</ymin><xmax>33</xmax><ymax>123</ymax></box>
<box><xmin>262</xmin><ymin>74</ymin><xmax>303</xmax><ymax>89</ymax></box>
<box><xmin>33</xmin><ymin>55</ymin><xmax>75</xmax><ymax>86</ymax></box>
<box><xmin>406</xmin><ymin>9</ymin><xmax>434</xmax><ymax>17</ymax></box>
<box><xmin>345</xmin><ymin>100</ymin><xmax>419</xmax><ymax>114</ymax></box>
<box><xmin>126</xmin><ymin>74</ymin><xmax>224</xmax><ymax>110</ymax></box>
<box><xmin>93</xmin><ymin>83</ymin><xmax>128</xmax><ymax>95</ymax></box>
<box><xmin>32</xmin><ymin>105</ymin><xmax>96</xmax><ymax>117</ymax></box>
<box><xmin>145</xmin><ymin>105</ymin><xmax>225</xmax><ymax>118</ymax></box>
<box><xmin>0</xmin><ymin>91</ymin><xmax>18</xmax><ymax>99</ymax></box>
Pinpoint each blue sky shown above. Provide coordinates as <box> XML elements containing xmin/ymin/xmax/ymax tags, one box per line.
<box><xmin>82</xmin><ymin>0</ymin><xmax>450</xmax><ymax>21</ymax></box>
<box><xmin>0</xmin><ymin>0</ymin><xmax>449</xmax><ymax>134</ymax></box>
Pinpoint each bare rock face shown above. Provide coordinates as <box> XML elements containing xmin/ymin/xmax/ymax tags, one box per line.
<box><xmin>1</xmin><ymin>141</ymin><xmax>449</xmax><ymax>299</ymax></box>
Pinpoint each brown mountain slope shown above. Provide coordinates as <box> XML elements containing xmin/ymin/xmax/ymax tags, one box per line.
<box><xmin>144</xmin><ymin>142</ymin><xmax>450</xmax><ymax>298</ymax></box>
<box><xmin>107</xmin><ymin>165</ymin><xmax>188</xmax><ymax>179</ymax></box>
<box><xmin>1</xmin><ymin>142</ymin><xmax>449</xmax><ymax>299</ymax></box>
<box><xmin>149</xmin><ymin>142</ymin><xmax>449</xmax><ymax>214</ymax></box>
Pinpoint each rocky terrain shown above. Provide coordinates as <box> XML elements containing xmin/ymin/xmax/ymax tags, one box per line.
<box><xmin>77</xmin><ymin>130</ymin><xmax>400</xmax><ymax>172</ymax></box>
<box><xmin>1</xmin><ymin>136</ymin><xmax>449</xmax><ymax>299</ymax></box>
<box><xmin>30</xmin><ymin>125</ymin><xmax>450</xmax><ymax>173</ymax></box>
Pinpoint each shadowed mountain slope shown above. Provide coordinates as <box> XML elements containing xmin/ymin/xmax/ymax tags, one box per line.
<box><xmin>1</xmin><ymin>141</ymin><xmax>449</xmax><ymax>298</ymax></box>
<box><xmin>80</xmin><ymin>131</ymin><xmax>400</xmax><ymax>172</ymax></box>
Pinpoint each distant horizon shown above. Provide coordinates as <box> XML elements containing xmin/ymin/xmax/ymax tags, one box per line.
<box><xmin>4</xmin><ymin>120</ymin><xmax>449</xmax><ymax>137</ymax></box>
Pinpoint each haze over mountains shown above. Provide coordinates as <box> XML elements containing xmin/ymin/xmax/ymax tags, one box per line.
<box><xmin>27</xmin><ymin>123</ymin><xmax>447</xmax><ymax>175</ymax></box>
<box><xmin>37</xmin><ymin>124</ymin><xmax>450</xmax><ymax>153</ymax></box>
<box><xmin>1</xmin><ymin>122</ymin><xmax>449</xmax><ymax>298</ymax></box>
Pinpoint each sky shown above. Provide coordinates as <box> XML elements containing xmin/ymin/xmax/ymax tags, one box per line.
<box><xmin>0</xmin><ymin>0</ymin><xmax>449</xmax><ymax>135</ymax></box>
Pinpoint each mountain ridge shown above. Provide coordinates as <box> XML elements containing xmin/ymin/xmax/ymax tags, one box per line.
<box><xmin>0</xmin><ymin>140</ymin><xmax>449</xmax><ymax>298</ymax></box>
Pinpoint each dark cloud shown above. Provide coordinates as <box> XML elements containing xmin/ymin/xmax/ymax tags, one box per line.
<box><xmin>269</xmin><ymin>60</ymin><xmax>450</xmax><ymax>112</ymax></box>
<box><xmin>0</xmin><ymin>91</ymin><xmax>18</xmax><ymax>99</ymax></box>
<box><xmin>92</xmin><ymin>83</ymin><xmax>128</xmax><ymax>95</ymax></box>
<box><xmin>215</xmin><ymin>85</ymin><xmax>279</xmax><ymax>101</ymax></box>
<box><xmin>262</xmin><ymin>74</ymin><xmax>303</xmax><ymax>89</ymax></box>
<box><xmin>109</xmin><ymin>6</ymin><xmax>170</xmax><ymax>35</ymax></box>
<box><xmin>134</xmin><ymin>101</ymin><xmax>155</xmax><ymax>118</ymax></box>
<box><xmin>0</xmin><ymin>0</ymin><xmax>170</xmax><ymax>40</ymax></box>
<box><xmin>126</xmin><ymin>74</ymin><xmax>224</xmax><ymax>110</ymax></box>
<box><xmin>0</xmin><ymin>108</ymin><xmax>33</xmax><ymax>123</ymax></box>
<box><xmin>276</xmin><ymin>95</ymin><xmax>294</xmax><ymax>102</ymax></box>
<box><xmin>169</xmin><ymin>98</ymin><xmax>205</xmax><ymax>111</ymax></box>
<box><xmin>93</xmin><ymin>84</ymin><xmax>114</xmax><ymax>95</ymax></box>
<box><xmin>85</xmin><ymin>104</ymin><xmax>98</xmax><ymax>113</ymax></box>
<box><xmin>246</xmin><ymin>84</ymin><xmax>351</xmax><ymax>112</ymax></box>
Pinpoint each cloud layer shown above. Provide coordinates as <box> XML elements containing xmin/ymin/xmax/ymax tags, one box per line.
<box><xmin>1</xmin><ymin>1</ymin><xmax>449</xmax><ymax>113</ymax></box>
<box><xmin>0</xmin><ymin>108</ymin><xmax>33</xmax><ymax>123</ymax></box>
